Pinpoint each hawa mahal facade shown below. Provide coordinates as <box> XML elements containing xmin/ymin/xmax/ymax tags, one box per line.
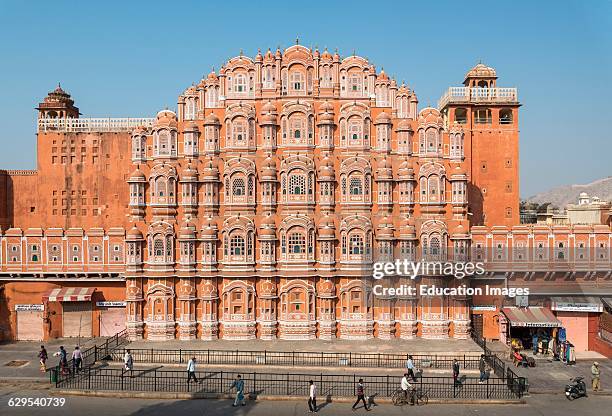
<box><xmin>1</xmin><ymin>43</ymin><xmax>611</xmax><ymax>349</ymax></box>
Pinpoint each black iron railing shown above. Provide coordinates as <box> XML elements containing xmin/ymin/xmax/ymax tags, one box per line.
<box><xmin>50</xmin><ymin>329</ymin><xmax>129</xmax><ymax>384</ymax></box>
<box><xmin>470</xmin><ymin>332</ymin><xmax>528</xmax><ymax>395</ymax></box>
<box><xmin>107</xmin><ymin>348</ymin><xmax>482</xmax><ymax>370</ymax></box>
<box><xmin>57</xmin><ymin>367</ymin><xmax>522</xmax><ymax>400</ymax></box>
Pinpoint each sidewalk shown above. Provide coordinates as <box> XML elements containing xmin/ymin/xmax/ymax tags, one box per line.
<box><xmin>503</xmin><ymin>353</ymin><xmax>610</xmax><ymax>394</ymax></box>
<box><xmin>0</xmin><ymin>337</ymin><xmax>105</xmax><ymax>382</ymax></box>
<box><xmin>126</xmin><ymin>338</ymin><xmax>483</xmax><ymax>355</ymax></box>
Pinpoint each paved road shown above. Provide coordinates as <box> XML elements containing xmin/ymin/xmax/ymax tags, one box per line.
<box><xmin>0</xmin><ymin>387</ymin><xmax>610</xmax><ymax>416</ymax></box>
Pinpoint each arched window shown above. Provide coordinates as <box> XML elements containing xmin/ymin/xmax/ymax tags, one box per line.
<box><xmin>499</xmin><ymin>108</ymin><xmax>513</xmax><ymax>124</ymax></box>
<box><xmin>234</xmin><ymin>73</ymin><xmax>247</xmax><ymax>92</ymax></box>
<box><xmin>454</xmin><ymin>108</ymin><xmax>467</xmax><ymax>124</ymax></box>
<box><xmin>233</xmin><ymin>119</ymin><xmax>246</xmax><ymax>142</ymax></box>
<box><xmin>291</xmin><ymin>71</ymin><xmax>304</xmax><ymax>93</ymax></box>
<box><xmin>230</xmin><ymin>235</ymin><xmax>245</xmax><ymax>256</ymax></box>
<box><xmin>288</xmin><ymin>232</ymin><xmax>306</xmax><ymax>254</ymax></box>
<box><xmin>349</xmin><ymin>234</ymin><xmax>364</xmax><ymax>255</ymax></box>
<box><xmin>288</xmin><ymin>174</ymin><xmax>306</xmax><ymax>195</ymax></box>
<box><xmin>349</xmin><ymin>177</ymin><xmax>362</xmax><ymax>195</ymax></box>
<box><xmin>232</xmin><ymin>178</ymin><xmax>245</xmax><ymax>196</ymax></box>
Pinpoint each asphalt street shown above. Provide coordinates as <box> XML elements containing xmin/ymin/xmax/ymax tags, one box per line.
<box><xmin>0</xmin><ymin>386</ymin><xmax>610</xmax><ymax>416</ymax></box>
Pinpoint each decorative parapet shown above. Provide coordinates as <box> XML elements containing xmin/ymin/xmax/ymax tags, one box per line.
<box><xmin>37</xmin><ymin>117</ymin><xmax>155</xmax><ymax>133</ymax></box>
<box><xmin>438</xmin><ymin>87</ymin><xmax>518</xmax><ymax>109</ymax></box>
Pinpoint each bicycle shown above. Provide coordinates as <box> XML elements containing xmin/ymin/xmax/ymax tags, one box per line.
<box><xmin>391</xmin><ymin>387</ymin><xmax>429</xmax><ymax>406</ymax></box>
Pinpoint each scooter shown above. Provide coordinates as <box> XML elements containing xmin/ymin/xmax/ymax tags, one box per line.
<box><xmin>565</xmin><ymin>376</ymin><xmax>587</xmax><ymax>400</ymax></box>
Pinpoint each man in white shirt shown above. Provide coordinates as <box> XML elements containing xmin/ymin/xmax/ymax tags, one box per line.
<box><xmin>308</xmin><ymin>380</ymin><xmax>317</xmax><ymax>413</ymax></box>
<box><xmin>186</xmin><ymin>356</ymin><xmax>199</xmax><ymax>384</ymax></box>
<box><xmin>401</xmin><ymin>373</ymin><xmax>415</xmax><ymax>405</ymax></box>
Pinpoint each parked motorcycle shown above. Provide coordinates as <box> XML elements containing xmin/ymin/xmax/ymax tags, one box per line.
<box><xmin>565</xmin><ymin>376</ymin><xmax>587</xmax><ymax>400</ymax></box>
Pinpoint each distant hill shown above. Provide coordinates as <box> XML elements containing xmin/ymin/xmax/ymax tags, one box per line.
<box><xmin>526</xmin><ymin>177</ymin><xmax>612</xmax><ymax>209</ymax></box>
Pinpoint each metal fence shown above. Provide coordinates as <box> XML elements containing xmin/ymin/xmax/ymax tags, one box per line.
<box><xmin>51</xmin><ymin>329</ymin><xmax>129</xmax><ymax>383</ymax></box>
<box><xmin>471</xmin><ymin>332</ymin><xmax>529</xmax><ymax>395</ymax></box>
<box><xmin>57</xmin><ymin>367</ymin><xmax>522</xmax><ymax>400</ymax></box>
<box><xmin>108</xmin><ymin>348</ymin><xmax>482</xmax><ymax>370</ymax></box>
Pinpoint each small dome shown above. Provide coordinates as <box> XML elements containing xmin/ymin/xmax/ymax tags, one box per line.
<box><xmin>127</xmin><ymin>226</ymin><xmax>143</xmax><ymax>239</ymax></box>
<box><xmin>183</xmin><ymin>121</ymin><xmax>199</xmax><ymax>132</ymax></box>
<box><xmin>129</xmin><ymin>167</ymin><xmax>146</xmax><ymax>181</ymax></box>
<box><xmin>155</xmin><ymin>109</ymin><xmax>178</xmax><ymax>128</ymax></box>
<box><xmin>207</xmin><ymin>70</ymin><xmax>218</xmax><ymax>81</ymax></box>
<box><xmin>200</xmin><ymin>217</ymin><xmax>217</xmax><ymax>237</ymax></box>
<box><xmin>261</xmin><ymin>113</ymin><xmax>277</xmax><ymax>125</ymax></box>
<box><xmin>465</xmin><ymin>63</ymin><xmax>497</xmax><ymax>80</ymax></box>
<box><xmin>318</xmin><ymin>111</ymin><xmax>334</xmax><ymax>123</ymax></box>
<box><xmin>418</xmin><ymin>107</ymin><xmax>443</xmax><ymax>126</ymax></box>
<box><xmin>131</xmin><ymin>125</ymin><xmax>147</xmax><ymax>135</ymax></box>
<box><xmin>396</xmin><ymin>119</ymin><xmax>413</xmax><ymax>131</ymax></box>
<box><xmin>179</xmin><ymin>221</ymin><xmax>196</xmax><ymax>239</ymax></box>
<box><xmin>317</xmin><ymin>279</ymin><xmax>335</xmax><ymax>296</ymax></box>
<box><xmin>397</xmin><ymin>159</ymin><xmax>414</xmax><ymax>178</ymax></box>
<box><xmin>260</xmin><ymin>279</ymin><xmax>276</xmax><ymax>296</ymax></box>
<box><xmin>317</xmin><ymin>157</ymin><xmax>335</xmax><ymax>177</ymax></box>
<box><xmin>203</xmin><ymin>113</ymin><xmax>220</xmax><ymax>125</ymax></box>
<box><xmin>450</xmin><ymin>223</ymin><xmax>468</xmax><ymax>237</ymax></box>
<box><xmin>202</xmin><ymin>158</ymin><xmax>219</xmax><ymax>178</ymax></box>
<box><xmin>261</xmin><ymin>101</ymin><xmax>276</xmax><ymax>113</ymax></box>
<box><xmin>260</xmin><ymin>156</ymin><xmax>277</xmax><ymax>178</ymax></box>
<box><xmin>377</xmin><ymin>69</ymin><xmax>389</xmax><ymax>81</ymax></box>
<box><xmin>374</xmin><ymin>111</ymin><xmax>391</xmax><ymax>124</ymax></box>
<box><xmin>181</xmin><ymin>162</ymin><xmax>198</xmax><ymax>180</ymax></box>
<box><xmin>451</xmin><ymin>164</ymin><xmax>467</xmax><ymax>178</ymax></box>
<box><xmin>320</xmin><ymin>48</ymin><xmax>332</xmax><ymax>60</ymax></box>
<box><xmin>319</xmin><ymin>101</ymin><xmax>334</xmax><ymax>113</ymax></box>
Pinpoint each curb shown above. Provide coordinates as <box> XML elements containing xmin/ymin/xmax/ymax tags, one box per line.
<box><xmin>529</xmin><ymin>390</ymin><xmax>612</xmax><ymax>396</ymax></box>
<box><xmin>98</xmin><ymin>361</ymin><xmax>482</xmax><ymax>374</ymax></box>
<box><xmin>53</xmin><ymin>389</ymin><xmax>525</xmax><ymax>404</ymax></box>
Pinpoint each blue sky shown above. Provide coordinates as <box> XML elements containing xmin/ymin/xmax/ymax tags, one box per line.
<box><xmin>0</xmin><ymin>0</ymin><xmax>610</xmax><ymax>197</ymax></box>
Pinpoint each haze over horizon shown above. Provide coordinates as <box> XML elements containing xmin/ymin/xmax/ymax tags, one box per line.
<box><xmin>0</xmin><ymin>0</ymin><xmax>610</xmax><ymax>197</ymax></box>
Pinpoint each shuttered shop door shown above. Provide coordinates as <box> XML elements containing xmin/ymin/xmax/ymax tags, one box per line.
<box><xmin>16</xmin><ymin>311</ymin><xmax>43</xmax><ymax>341</ymax></box>
<box><xmin>99</xmin><ymin>307</ymin><xmax>126</xmax><ymax>337</ymax></box>
<box><xmin>63</xmin><ymin>303</ymin><xmax>93</xmax><ymax>338</ymax></box>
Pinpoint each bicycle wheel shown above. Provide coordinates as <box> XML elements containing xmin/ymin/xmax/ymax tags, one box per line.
<box><xmin>416</xmin><ymin>390</ymin><xmax>429</xmax><ymax>406</ymax></box>
<box><xmin>391</xmin><ymin>390</ymin><xmax>404</xmax><ymax>406</ymax></box>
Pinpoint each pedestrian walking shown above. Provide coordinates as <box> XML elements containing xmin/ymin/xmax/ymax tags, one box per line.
<box><xmin>72</xmin><ymin>346</ymin><xmax>83</xmax><ymax>373</ymax></box>
<box><xmin>38</xmin><ymin>345</ymin><xmax>48</xmax><ymax>372</ymax></box>
<box><xmin>351</xmin><ymin>378</ymin><xmax>370</xmax><ymax>411</ymax></box>
<box><xmin>591</xmin><ymin>361</ymin><xmax>601</xmax><ymax>392</ymax></box>
<box><xmin>230</xmin><ymin>375</ymin><xmax>246</xmax><ymax>407</ymax></box>
<box><xmin>478</xmin><ymin>354</ymin><xmax>487</xmax><ymax>383</ymax></box>
<box><xmin>532</xmin><ymin>333</ymin><xmax>539</xmax><ymax>355</ymax></box>
<box><xmin>308</xmin><ymin>380</ymin><xmax>318</xmax><ymax>413</ymax></box>
<box><xmin>452</xmin><ymin>359</ymin><xmax>460</xmax><ymax>386</ymax></box>
<box><xmin>186</xmin><ymin>356</ymin><xmax>199</xmax><ymax>384</ymax></box>
<box><xmin>124</xmin><ymin>349</ymin><xmax>134</xmax><ymax>376</ymax></box>
<box><xmin>405</xmin><ymin>355</ymin><xmax>417</xmax><ymax>382</ymax></box>
<box><xmin>56</xmin><ymin>346</ymin><xmax>69</xmax><ymax>375</ymax></box>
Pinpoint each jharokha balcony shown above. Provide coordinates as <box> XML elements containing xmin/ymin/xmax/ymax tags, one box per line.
<box><xmin>437</xmin><ymin>87</ymin><xmax>518</xmax><ymax>109</ymax></box>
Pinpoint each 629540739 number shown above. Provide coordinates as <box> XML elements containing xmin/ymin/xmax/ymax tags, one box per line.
<box><xmin>8</xmin><ymin>397</ymin><xmax>65</xmax><ymax>407</ymax></box>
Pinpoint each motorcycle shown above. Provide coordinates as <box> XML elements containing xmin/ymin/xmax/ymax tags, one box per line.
<box><xmin>565</xmin><ymin>376</ymin><xmax>587</xmax><ymax>400</ymax></box>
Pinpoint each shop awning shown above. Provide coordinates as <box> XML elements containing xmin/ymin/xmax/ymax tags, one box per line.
<box><xmin>551</xmin><ymin>297</ymin><xmax>603</xmax><ymax>313</ymax></box>
<box><xmin>501</xmin><ymin>307</ymin><xmax>561</xmax><ymax>328</ymax></box>
<box><xmin>43</xmin><ymin>287</ymin><xmax>95</xmax><ymax>302</ymax></box>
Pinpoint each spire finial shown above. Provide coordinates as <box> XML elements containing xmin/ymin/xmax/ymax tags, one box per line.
<box><xmin>295</xmin><ymin>35</ymin><xmax>299</xmax><ymax>45</ymax></box>
<box><xmin>239</xmin><ymin>49</ymin><xmax>243</xmax><ymax>56</ymax></box>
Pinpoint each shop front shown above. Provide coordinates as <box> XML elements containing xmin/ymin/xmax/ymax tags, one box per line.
<box><xmin>43</xmin><ymin>287</ymin><xmax>95</xmax><ymax>338</ymax></box>
<box><xmin>551</xmin><ymin>296</ymin><xmax>603</xmax><ymax>352</ymax></box>
<box><xmin>500</xmin><ymin>306</ymin><xmax>562</xmax><ymax>353</ymax></box>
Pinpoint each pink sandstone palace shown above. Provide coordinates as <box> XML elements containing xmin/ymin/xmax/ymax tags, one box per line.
<box><xmin>0</xmin><ymin>43</ymin><xmax>610</xmax><ymax>355</ymax></box>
